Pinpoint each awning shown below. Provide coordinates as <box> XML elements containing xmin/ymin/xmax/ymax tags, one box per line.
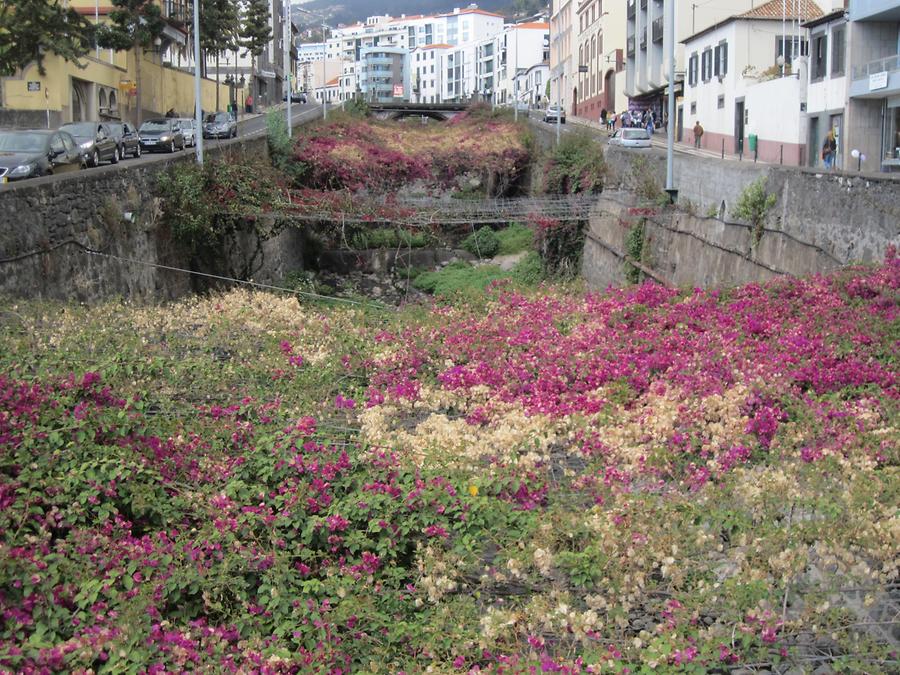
<box><xmin>258</xmin><ymin>70</ymin><xmax>277</xmax><ymax>79</ymax></box>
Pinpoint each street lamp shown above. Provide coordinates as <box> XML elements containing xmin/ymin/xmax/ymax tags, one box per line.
<box><xmin>192</xmin><ymin>0</ymin><xmax>203</xmax><ymax>164</ymax></box>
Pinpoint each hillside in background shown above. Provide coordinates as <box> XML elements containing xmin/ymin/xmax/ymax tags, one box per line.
<box><xmin>293</xmin><ymin>0</ymin><xmax>547</xmax><ymax>29</ymax></box>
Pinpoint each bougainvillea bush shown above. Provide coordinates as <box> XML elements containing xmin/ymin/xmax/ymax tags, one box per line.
<box><xmin>291</xmin><ymin>113</ymin><xmax>532</xmax><ymax>196</ymax></box>
<box><xmin>1</xmin><ymin>258</ymin><xmax>898</xmax><ymax>672</ymax></box>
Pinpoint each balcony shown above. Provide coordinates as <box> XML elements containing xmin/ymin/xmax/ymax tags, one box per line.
<box><xmin>850</xmin><ymin>53</ymin><xmax>900</xmax><ymax>98</ymax></box>
<box><xmin>627</xmin><ymin>0</ymin><xmax>635</xmax><ymax>20</ymax></box>
<box><xmin>627</xmin><ymin>36</ymin><xmax>635</xmax><ymax>57</ymax></box>
<box><xmin>652</xmin><ymin>17</ymin><xmax>664</xmax><ymax>42</ymax></box>
<box><xmin>851</xmin><ymin>0</ymin><xmax>900</xmax><ymax>21</ymax></box>
<box><xmin>639</xmin><ymin>29</ymin><xmax>647</xmax><ymax>50</ymax></box>
<box><xmin>640</xmin><ymin>0</ymin><xmax>647</xmax><ymax>9</ymax></box>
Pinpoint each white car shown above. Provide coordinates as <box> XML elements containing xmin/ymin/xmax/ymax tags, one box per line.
<box><xmin>177</xmin><ymin>118</ymin><xmax>197</xmax><ymax>147</ymax></box>
<box><xmin>609</xmin><ymin>128</ymin><xmax>652</xmax><ymax>148</ymax></box>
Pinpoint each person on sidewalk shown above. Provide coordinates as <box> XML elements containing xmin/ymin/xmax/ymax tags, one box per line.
<box><xmin>245</xmin><ymin>94</ymin><xmax>254</xmax><ymax>114</ymax></box>
<box><xmin>607</xmin><ymin>111</ymin><xmax>616</xmax><ymax>132</ymax></box>
<box><xmin>821</xmin><ymin>130</ymin><xmax>837</xmax><ymax>169</ymax></box>
<box><xmin>693</xmin><ymin>121</ymin><xmax>704</xmax><ymax>149</ymax></box>
<box><xmin>600</xmin><ymin>108</ymin><xmax>608</xmax><ymax>129</ymax></box>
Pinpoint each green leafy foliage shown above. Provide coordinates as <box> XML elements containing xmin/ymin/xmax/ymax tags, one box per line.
<box><xmin>731</xmin><ymin>176</ymin><xmax>778</xmax><ymax>246</ymax></box>
<box><xmin>542</xmin><ymin>131</ymin><xmax>606</xmax><ymax>195</ymax></box>
<box><xmin>462</xmin><ymin>226</ymin><xmax>500</xmax><ymax>258</ymax></box>
<box><xmin>496</xmin><ymin>222</ymin><xmax>535</xmax><ymax>256</ymax></box>
<box><xmin>350</xmin><ymin>227</ymin><xmax>429</xmax><ymax>250</ymax></box>
<box><xmin>0</xmin><ymin>0</ymin><xmax>96</xmax><ymax>76</ymax></box>
<box><xmin>157</xmin><ymin>158</ymin><xmax>288</xmax><ymax>253</ymax></box>
<box><xmin>624</xmin><ymin>219</ymin><xmax>646</xmax><ymax>284</ymax></box>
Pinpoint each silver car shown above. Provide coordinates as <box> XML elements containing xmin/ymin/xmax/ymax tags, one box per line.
<box><xmin>177</xmin><ymin>118</ymin><xmax>197</xmax><ymax>147</ymax></box>
<box><xmin>608</xmin><ymin>128</ymin><xmax>652</xmax><ymax>148</ymax></box>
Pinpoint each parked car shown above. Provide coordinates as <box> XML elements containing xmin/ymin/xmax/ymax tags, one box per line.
<box><xmin>283</xmin><ymin>92</ymin><xmax>307</xmax><ymax>104</ymax></box>
<box><xmin>177</xmin><ymin>118</ymin><xmax>197</xmax><ymax>147</ymax></box>
<box><xmin>608</xmin><ymin>128</ymin><xmax>652</xmax><ymax>148</ymax></box>
<box><xmin>138</xmin><ymin>118</ymin><xmax>185</xmax><ymax>153</ymax></box>
<box><xmin>59</xmin><ymin>121</ymin><xmax>119</xmax><ymax>166</ymax></box>
<box><xmin>203</xmin><ymin>112</ymin><xmax>237</xmax><ymax>139</ymax></box>
<box><xmin>106</xmin><ymin>121</ymin><xmax>142</xmax><ymax>159</ymax></box>
<box><xmin>543</xmin><ymin>105</ymin><xmax>566</xmax><ymax>124</ymax></box>
<box><xmin>0</xmin><ymin>129</ymin><xmax>85</xmax><ymax>182</ymax></box>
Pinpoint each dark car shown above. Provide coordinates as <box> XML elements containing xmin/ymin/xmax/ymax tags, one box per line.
<box><xmin>283</xmin><ymin>92</ymin><xmax>307</xmax><ymax>104</ymax></box>
<box><xmin>203</xmin><ymin>112</ymin><xmax>237</xmax><ymax>139</ymax></box>
<box><xmin>0</xmin><ymin>129</ymin><xmax>85</xmax><ymax>182</ymax></box>
<box><xmin>59</xmin><ymin>121</ymin><xmax>119</xmax><ymax>166</ymax></box>
<box><xmin>107</xmin><ymin>121</ymin><xmax>142</xmax><ymax>159</ymax></box>
<box><xmin>138</xmin><ymin>118</ymin><xmax>185</xmax><ymax>153</ymax></box>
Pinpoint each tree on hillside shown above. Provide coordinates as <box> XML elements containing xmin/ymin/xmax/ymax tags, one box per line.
<box><xmin>96</xmin><ymin>0</ymin><xmax>165</xmax><ymax>124</ymax></box>
<box><xmin>0</xmin><ymin>0</ymin><xmax>95</xmax><ymax>76</ymax></box>
<box><xmin>240</xmin><ymin>0</ymin><xmax>271</xmax><ymax>106</ymax></box>
<box><xmin>200</xmin><ymin>0</ymin><xmax>240</xmax><ymax>109</ymax></box>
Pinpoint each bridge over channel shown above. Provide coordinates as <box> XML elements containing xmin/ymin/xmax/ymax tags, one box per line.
<box><xmin>368</xmin><ymin>102</ymin><xmax>468</xmax><ymax>121</ymax></box>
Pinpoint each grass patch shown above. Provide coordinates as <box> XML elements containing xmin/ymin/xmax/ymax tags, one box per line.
<box><xmin>496</xmin><ymin>222</ymin><xmax>535</xmax><ymax>256</ymax></box>
<box><xmin>350</xmin><ymin>227</ymin><xmax>430</xmax><ymax>250</ymax></box>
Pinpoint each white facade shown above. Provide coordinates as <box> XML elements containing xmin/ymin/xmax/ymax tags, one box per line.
<box><xmin>324</xmin><ymin>6</ymin><xmax>505</xmax><ymax>103</ymax></box>
<box><xmin>574</xmin><ymin>0</ymin><xmax>627</xmax><ymax>121</ymax></box>
<box><xmin>550</xmin><ymin>0</ymin><xmax>577</xmax><ymax>111</ymax></box>
<box><xmin>682</xmin><ymin>12</ymin><xmax>817</xmax><ymax>165</ymax></box>
<box><xmin>516</xmin><ymin>62</ymin><xmax>551</xmax><ymax>108</ymax></box>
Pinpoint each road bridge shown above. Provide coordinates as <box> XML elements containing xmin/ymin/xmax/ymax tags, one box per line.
<box><xmin>368</xmin><ymin>102</ymin><xmax>468</xmax><ymax>122</ymax></box>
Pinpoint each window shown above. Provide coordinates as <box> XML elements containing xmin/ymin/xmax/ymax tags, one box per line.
<box><xmin>688</xmin><ymin>53</ymin><xmax>698</xmax><ymax>86</ymax></box>
<box><xmin>776</xmin><ymin>35</ymin><xmax>808</xmax><ymax>65</ymax></box>
<box><xmin>831</xmin><ymin>26</ymin><xmax>845</xmax><ymax>76</ymax></box>
<box><xmin>714</xmin><ymin>41</ymin><xmax>728</xmax><ymax>78</ymax></box>
<box><xmin>811</xmin><ymin>33</ymin><xmax>827</xmax><ymax>81</ymax></box>
<box><xmin>690</xmin><ymin>101</ymin><xmax>696</xmax><ymax>115</ymax></box>
<box><xmin>717</xmin><ymin>95</ymin><xmax>724</xmax><ymax>109</ymax></box>
<box><xmin>701</xmin><ymin>48</ymin><xmax>713</xmax><ymax>82</ymax></box>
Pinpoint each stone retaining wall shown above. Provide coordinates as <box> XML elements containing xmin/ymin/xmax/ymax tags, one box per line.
<box><xmin>0</xmin><ymin>135</ymin><xmax>302</xmax><ymax>303</ymax></box>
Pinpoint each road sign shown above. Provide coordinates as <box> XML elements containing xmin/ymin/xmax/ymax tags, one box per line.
<box><xmin>27</xmin><ymin>81</ymin><xmax>41</xmax><ymax>92</ymax></box>
<box><xmin>578</xmin><ymin>65</ymin><xmax>588</xmax><ymax>73</ymax></box>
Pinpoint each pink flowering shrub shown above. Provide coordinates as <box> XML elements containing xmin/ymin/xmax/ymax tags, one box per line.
<box><xmin>0</xmin><ymin>259</ymin><xmax>897</xmax><ymax>672</ymax></box>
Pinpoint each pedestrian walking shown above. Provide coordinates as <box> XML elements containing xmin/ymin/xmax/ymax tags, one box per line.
<box><xmin>245</xmin><ymin>94</ymin><xmax>254</xmax><ymax>114</ymax></box>
<box><xmin>600</xmin><ymin>108</ymin><xmax>608</xmax><ymax>129</ymax></box>
<box><xmin>646</xmin><ymin>118</ymin><xmax>654</xmax><ymax>136</ymax></box>
<box><xmin>607</xmin><ymin>111</ymin><xmax>616</xmax><ymax>132</ymax></box>
<box><xmin>693</xmin><ymin>121</ymin><xmax>704</xmax><ymax>149</ymax></box>
<box><xmin>821</xmin><ymin>130</ymin><xmax>837</xmax><ymax>169</ymax></box>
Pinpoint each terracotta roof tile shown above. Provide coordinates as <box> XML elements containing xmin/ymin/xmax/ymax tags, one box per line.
<box><xmin>738</xmin><ymin>0</ymin><xmax>823</xmax><ymax>21</ymax></box>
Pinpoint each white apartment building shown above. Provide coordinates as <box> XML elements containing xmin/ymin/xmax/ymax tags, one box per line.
<box><xmin>682</xmin><ymin>0</ymin><xmax>824</xmax><ymax>165</ymax></box>
<box><xmin>411</xmin><ymin>44</ymin><xmax>451</xmax><ymax>103</ymax></box>
<box><xmin>516</xmin><ymin>62</ymin><xmax>551</xmax><ymax>108</ymax></box>
<box><xmin>475</xmin><ymin>22</ymin><xmax>550</xmax><ymax>107</ymax></box>
<box><xmin>550</xmin><ymin>0</ymin><xmax>577</xmax><ymax>111</ymax></box>
<box><xmin>625</xmin><ymin>0</ymin><xmax>759</xmax><ymax>124</ymax></box>
<box><xmin>324</xmin><ymin>6</ymin><xmax>504</xmax><ymax>103</ymax></box>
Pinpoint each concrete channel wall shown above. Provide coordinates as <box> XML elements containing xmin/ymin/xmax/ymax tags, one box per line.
<box><xmin>584</xmin><ymin>145</ymin><xmax>900</xmax><ymax>289</ymax></box>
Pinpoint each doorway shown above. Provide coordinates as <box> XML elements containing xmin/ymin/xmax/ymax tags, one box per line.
<box><xmin>734</xmin><ymin>98</ymin><xmax>745</xmax><ymax>155</ymax></box>
<box><xmin>677</xmin><ymin>104</ymin><xmax>683</xmax><ymax>142</ymax></box>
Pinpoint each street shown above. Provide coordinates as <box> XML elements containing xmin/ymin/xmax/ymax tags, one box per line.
<box><xmin>111</xmin><ymin>103</ymin><xmax>321</xmax><ymax>168</ymax></box>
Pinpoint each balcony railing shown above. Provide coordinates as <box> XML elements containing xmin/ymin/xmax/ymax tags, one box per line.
<box><xmin>851</xmin><ymin>53</ymin><xmax>900</xmax><ymax>80</ymax></box>
<box><xmin>627</xmin><ymin>0</ymin><xmax>635</xmax><ymax>20</ymax></box>
<box><xmin>641</xmin><ymin>0</ymin><xmax>647</xmax><ymax>9</ymax></box>
<box><xmin>639</xmin><ymin>29</ymin><xmax>647</xmax><ymax>50</ymax></box>
<box><xmin>652</xmin><ymin>17</ymin><xmax>664</xmax><ymax>42</ymax></box>
<box><xmin>627</xmin><ymin>36</ymin><xmax>635</xmax><ymax>56</ymax></box>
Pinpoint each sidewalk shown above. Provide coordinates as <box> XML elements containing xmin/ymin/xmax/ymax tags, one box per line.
<box><xmin>566</xmin><ymin>115</ymin><xmax>776</xmax><ymax>166</ymax></box>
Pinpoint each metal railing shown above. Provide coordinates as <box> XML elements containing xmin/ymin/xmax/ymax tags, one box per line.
<box><xmin>851</xmin><ymin>53</ymin><xmax>900</xmax><ymax>81</ymax></box>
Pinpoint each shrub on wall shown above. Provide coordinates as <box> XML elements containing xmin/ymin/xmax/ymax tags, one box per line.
<box><xmin>731</xmin><ymin>176</ymin><xmax>777</xmax><ymax>247</ymax></box>
<box><xmin>542</xmin><ymin>131</ymin><xmax>606</xmax><ymax>195</ymax></box>
<box><xmin>462</xmin><ymin>226</ymin><xmax>500</xmax><ymax>258</ymax></box>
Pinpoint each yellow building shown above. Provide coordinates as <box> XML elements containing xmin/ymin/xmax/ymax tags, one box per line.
<box><xmin>0</xmin><ymin>1</ymin><xmax>218</xmax><ymax>128</ymax></box>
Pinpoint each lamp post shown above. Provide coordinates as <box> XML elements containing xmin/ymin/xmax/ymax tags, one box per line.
<box><xmin>192</xmin><ymin>0</ymin><xmax>203</xmax><ymax>164</ymax></box>
<box><xmin>284</xmin><ymin>8</ymin><xmax>292</xmax><ymax>133</ymax></box>
<box><xmin>664</xmin><ymin>0</ymin><xmax>675</xmax><ymax>200</ymax></box>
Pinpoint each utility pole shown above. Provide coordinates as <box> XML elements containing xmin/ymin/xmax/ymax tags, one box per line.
<box><xmin>322</xmin><ymin>23</ymin><xmax>328</xmax><ymax>119</ymax></box>
<box><xmin>193</xmin><ymin>0</ymin><xmax>203</xmax><ymax>164</ymax></box>
<box><xmin>284</xmin><ymin>4</ymin><xmax>291</xmax><ymax>133</ymax></box>
<box><xmin>665</xmin><ymin>0</ymin><xmax>675</xmax><ymax>197</ymax></box>
<box><xmin>556</xmin><ymin>73</ymin><xmax>561</xmax><ymax>145</ymax></box>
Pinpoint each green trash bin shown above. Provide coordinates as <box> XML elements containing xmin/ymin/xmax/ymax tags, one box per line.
<box><xmin>748</xmin><ymin>134</ymin><xmax>758</xmax><ymax>153</ymax></box>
